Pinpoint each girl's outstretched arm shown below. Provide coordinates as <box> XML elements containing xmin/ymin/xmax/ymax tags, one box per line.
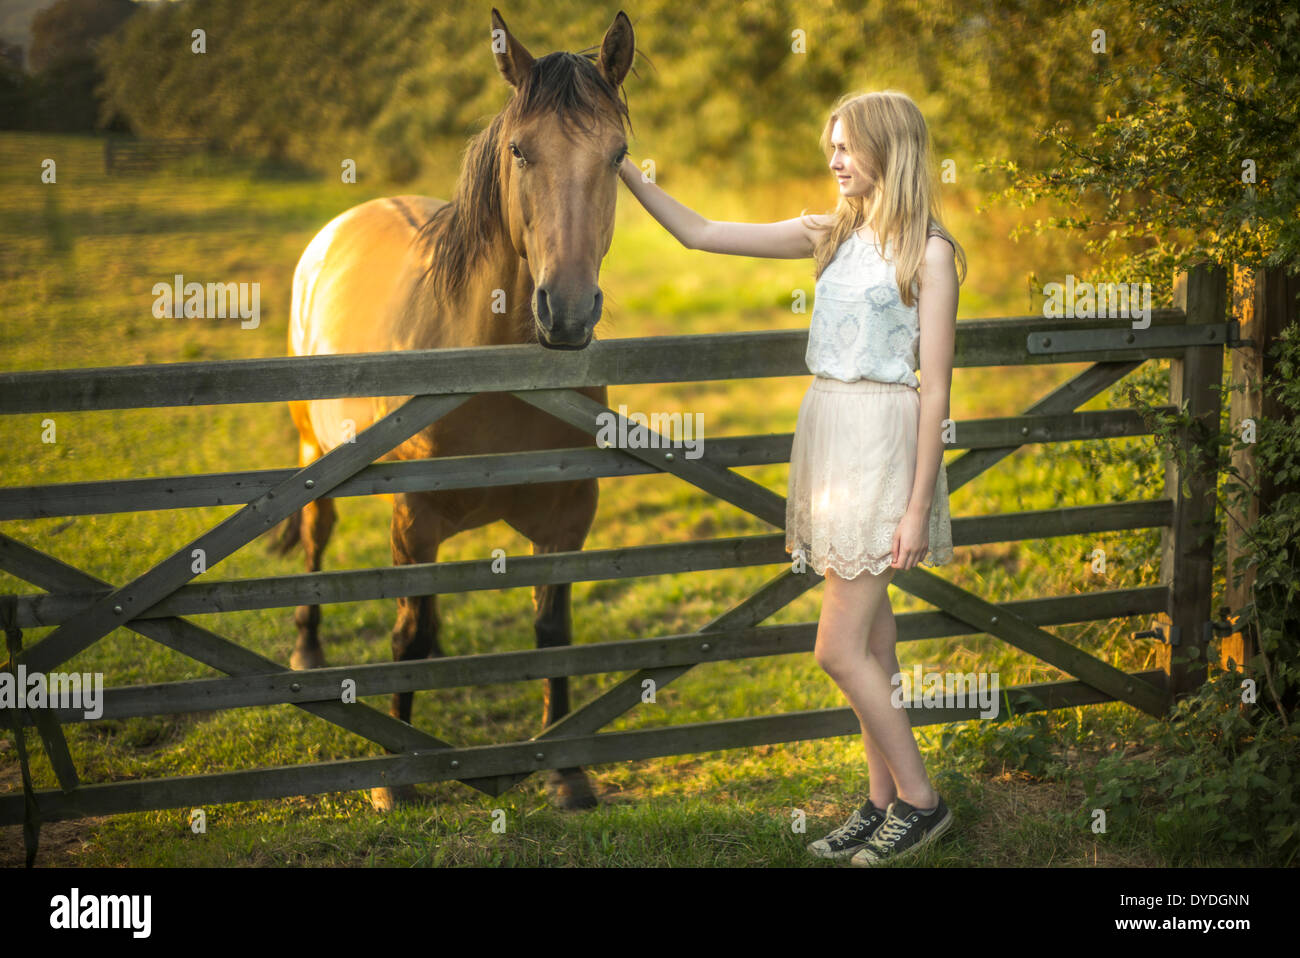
<box><xmin>618</xmin><ymin>156</ymin><xmax>828</xmax><ymax>259</ymax></box>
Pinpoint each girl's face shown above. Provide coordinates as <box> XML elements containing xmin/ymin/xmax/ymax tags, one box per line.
<box><xmin>829</xmin><ymin>119</ymin><xmax>872</xmax><ymax>197</ymax></box>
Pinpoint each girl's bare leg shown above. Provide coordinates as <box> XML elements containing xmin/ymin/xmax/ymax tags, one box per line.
<box><xmin>814</xmin><ymin>566</ymin><xmax>938</xmax><ymax>810</ymax></box>
<box><xmin>862</xmin><ymin>591</ymin><xmax>901</xmax><ymax>810</ymax></box>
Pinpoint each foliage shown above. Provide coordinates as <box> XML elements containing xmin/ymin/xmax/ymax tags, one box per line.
<box><xmin>968</xmin><ymin>0</ymin><xmax>1300</xmax><ymax>867</ymax></box>
<box><xmin>1</xmin><ymin>0</ymin><xmax>135</xmax><ymax>133</ymax></box>
<box><xmin>985</xmin><ymin>0</ymin><xmax>1300</xmax><ymax>286</ymax></box>
<box><xmin>1094</xmin><ymin>319</ymin><xmax>1300</xmax><ymax>864</ymax></box>
<box><xmin>0</xmin><ymin>48</ymin><xmax>27</xmax><ymax>128</ymax></box>
<box><xmin>89</xmin><ymin>0</ymin><xmax>1157</xmax><ymax>185</ymax></box>
<box><xmin>939</xmin><ymin>668</ymin><xmax>1300</xmax><ymax>864</ymax></box>
<box><xmin>27</xmin><ymin>0</ymin><xmax>134</xmax><ymax>74</ymax></box>
<box><xmin>1077</xmin><ymin>668</ymin><xmax>1300</xmax><ymax>865</ymax></box>
<box><xmin>941</xmin><ymin>708</ymin><xmax>1061</xmax><ymax>778</ymax></box>
<box><xmin>942</xmin><ymin>321</ymin><xmax>1300</xmax><ymax>866</ymax></box>
<box><xmin>1115</xmin><ymin>321</ymin><xmax>1300</xmax><ymax>715</ymax></box>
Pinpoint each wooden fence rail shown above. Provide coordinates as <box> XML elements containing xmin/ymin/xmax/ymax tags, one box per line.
<box><xmin>0</xmin><ymin>265</ymin><xmax>1230</xmax><ymax>828</ymax></box>
<box><xmin>103</xmin><ymin>137</ymin><xmax>209</xmax><ymax>175</ymax></box>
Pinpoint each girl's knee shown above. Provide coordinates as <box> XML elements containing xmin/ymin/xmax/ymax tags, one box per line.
<box><xmin>814</xmin><ymin>643</ymin><xmax>865</xmax><ymax>682</ymax></box>
<box><xmin>812</xmin><ymin>643</ymin><xmax>841</xmax><ymax>678</ymax></box>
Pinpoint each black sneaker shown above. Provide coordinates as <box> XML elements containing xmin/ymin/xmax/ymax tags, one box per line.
<box><xmin>807</xmin><ymin>802</ymin><xmax>889</xmax><ymax>860</ymax></box>
<box><xmin>849</xmin><ymin>794</ymin><xmax>952</xmax><ymax>866</ymax></box>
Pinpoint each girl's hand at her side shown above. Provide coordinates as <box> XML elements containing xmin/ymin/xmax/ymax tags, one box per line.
<box><xmin>891</xmin><ymin>508</ymin><xmax>930</xmax><ymax>570</ymax></box>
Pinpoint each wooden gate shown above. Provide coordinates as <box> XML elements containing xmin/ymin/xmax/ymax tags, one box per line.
<box><xmin>103</xmin><ymin>137</ymin><xmax>210</xmax><ymax>175</ymax></box>
<box><xmin>0</xmin><ymin>265</ymin><xmax>1229</xmax><ymax>831</ymax></box>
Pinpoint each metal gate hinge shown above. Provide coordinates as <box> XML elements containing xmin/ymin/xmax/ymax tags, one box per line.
<box><xmin>1027</xmin><ymin>322</ymin><xmax>1232</xmax><ymax>354</ymax></box>
<box><xmin>1134</xmin><ymin>623</ymin><xmax>1181</xmax><ymax>645</ymax></box>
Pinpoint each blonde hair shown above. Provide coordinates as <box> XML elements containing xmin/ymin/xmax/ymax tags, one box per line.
<box><xmin>800</xmin><ymin>90</ymin><xmax>967</xmax><ymax>308</ymax></box>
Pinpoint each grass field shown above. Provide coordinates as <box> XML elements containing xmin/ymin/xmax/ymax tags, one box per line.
<box><xmin>0</xmin><ymin>132</ymin><xmax>1230</xmax><ymax>867</ymax></box>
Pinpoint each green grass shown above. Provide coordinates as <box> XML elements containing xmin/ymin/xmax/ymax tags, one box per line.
<box><xmin>0</xmin><ymin>132</ymin><xmax>1223</xmax><ymax>867</ymax></box>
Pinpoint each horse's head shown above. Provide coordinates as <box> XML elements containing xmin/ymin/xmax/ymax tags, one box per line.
<box><xmin>491</xmin><ymin>8</ymin><xmax>634</xmax><ymax>349</ymax></box>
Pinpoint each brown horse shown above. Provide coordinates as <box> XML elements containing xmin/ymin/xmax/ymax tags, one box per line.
<box><xmin>272</xmin><ymin>8</ymin><xmax>635</xmax><ymax>811</ymax></box>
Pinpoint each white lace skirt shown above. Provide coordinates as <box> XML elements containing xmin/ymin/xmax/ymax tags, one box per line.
<box><xmin>785</xmin><ymin>376</ymin><xmax>954</xmax><ymax>579</ymax></box>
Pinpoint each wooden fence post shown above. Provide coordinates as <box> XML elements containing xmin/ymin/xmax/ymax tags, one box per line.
<box><xmin>1224</xmin><ymin>264</ymin><xmax>1300</xmax><ymax>673</ymax></box>
<box><xmin>1158</xmin><ymin>264</ymin><xmax>1226</xmax><ymax>704</ymax></box>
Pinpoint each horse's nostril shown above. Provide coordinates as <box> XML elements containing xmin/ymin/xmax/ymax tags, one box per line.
<box><xmin>535</xmin><ymin>287</ymin><xmax>550</xmax><ymax>327</ymax></box>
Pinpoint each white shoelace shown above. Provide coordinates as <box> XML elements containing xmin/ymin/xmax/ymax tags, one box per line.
<box><xmin>871</xmin><ymin>811</ymin><xmax>914</xmax><ymax>845</ymax></box>
<box><xmin>825</xmin><ymin>809</ymin><xmax>870</xmax><ymax>842</ymax></box>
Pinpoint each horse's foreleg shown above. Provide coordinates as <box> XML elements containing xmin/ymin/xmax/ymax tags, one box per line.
<box><xmin>534</xmin><ymin>580</ymin><xmax>573</xmax><ymax>725</ymax></box>
<box><xmin>388</xmin><ymin>493</ymin><xmax>445</xmax><ymax>723</ymax></box>
<box><xmin>390</xmin><ymin>592</ymin><xmax>441</xmax><ymax>724</ymax></box>
<box><xmin>513</xmin><ymin>476</ymin><xmax>601</xmax><ymax>811</ymax></box>
<box><xmin>533</xmin><ymin>577</ymin><xmax>598</xmax><ymax>810</ymax></box>
<box><xmin>371</xmin><ymin>492</ymin><xmax>443</xmax><ymax>811</ymax></box>
<box><xmin>290</xmin><ymin>496</ymin><xmax>336</xmax><ymax>670</ymax></box>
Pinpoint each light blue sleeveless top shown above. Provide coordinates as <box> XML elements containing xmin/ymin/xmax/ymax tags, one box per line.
<box><xmin>805</xmin><ymin>229</ymin><xmax>928</xmax><ymax>388</ymax></box>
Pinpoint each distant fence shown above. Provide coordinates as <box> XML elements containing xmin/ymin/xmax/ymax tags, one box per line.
<box><xmin>0</xmin><ymin>265</ymin><xmax>1235</xmax><ymax>833</ymax></box>
<box><xmin>103</xmin><ymin>137</ymin><xmax>209</xmax><ymax>175</ymax></box>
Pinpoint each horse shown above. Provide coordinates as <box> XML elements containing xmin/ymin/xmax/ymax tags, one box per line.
<box><xmin>270</xmin><ymin>8</ymin><xmax>635</xmax><ymax>811</ymax></box>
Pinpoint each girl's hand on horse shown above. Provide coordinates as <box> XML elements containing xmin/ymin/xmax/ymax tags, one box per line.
<box><xmin>891</xmin><ymin>508</ymin><xmax>929</xmax><ymax>570</ymax></box>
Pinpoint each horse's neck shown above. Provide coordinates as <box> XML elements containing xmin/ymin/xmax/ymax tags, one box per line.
<box><xmin>402</xmin><ymin>235</ymin><xmax>537</xmax><ymax>350</ymax></box>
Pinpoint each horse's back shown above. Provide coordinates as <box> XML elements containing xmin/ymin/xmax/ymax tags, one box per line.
<box><xmin>289</xmin><ymin>195</ymin><xmax>447</xmax><ymax>455</ymax></box>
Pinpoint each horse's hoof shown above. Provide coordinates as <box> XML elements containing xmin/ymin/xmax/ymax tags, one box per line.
<box><xmin>290</xmin><ymin>647</ymin><xmax>327</xmax><ymax>671</ymax></box>
<box><xmin>370</xmin><ymin>784</ymin><xmax>421</xmax><ymax>811</ymax></box>
<box><xmin>545</xmin><ymin>768</ymin><xmax>598</xmax><ymax>810</ymax></box>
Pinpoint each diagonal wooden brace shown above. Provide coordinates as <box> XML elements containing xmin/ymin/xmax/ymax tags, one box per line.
<box><xmin>18</xmin><ymin>392</ymin><xmax>470</xmax><ymax>674</ymax></box>
<box><xmin>891</xmin><ymin>566</ymin><xmax>1167</xmax><ymax>716</ymax></box>
<box><xmin>1</xmin><ymin>594</ymin><xmax>78</xmax><ymax>792</ymax></box>
<box><xmin>476</xmin><ymin>565</ymin><xmax>820</xmax><ymax>793</ymax></box>
<box><xmin>947</xmin><ymin>361</ymin><xmax>1141</xmax><ymax>492</ymax></box>
<box><xmin>0</xmin><ymin>532</ymin><xmax>505</xmax><ymax>798</ymax></box>
<box><xmin>513</xmin><ymin>388</ymin><xmax>788</xmax><ymax>527</ymax></box>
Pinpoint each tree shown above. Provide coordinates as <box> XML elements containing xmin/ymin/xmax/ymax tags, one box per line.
<box><xmin>991</xmin><ymin>0</ymin><xmax>1300</xmax><ymax>710</ymax></box>
<box><xmin>986</xmin><ymin>0</ymin><xmax>1300</xmax><ymax>281</ymax></box>
<box><xmin>25</xmin><ymin>0</ymin><xmax>135</xmax><ymax>131</ymax></box>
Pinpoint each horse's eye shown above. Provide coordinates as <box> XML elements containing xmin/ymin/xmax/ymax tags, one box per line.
<box><xmin>509</xmin><ymin>143</ymin><xmax>524</xmax><ymax>162</ymax></box>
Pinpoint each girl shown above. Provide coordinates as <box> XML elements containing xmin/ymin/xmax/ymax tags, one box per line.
<box><xmin>617</xmin><ymin>90</ymin><xmax>966</xmax><ymax>866</ymax></box>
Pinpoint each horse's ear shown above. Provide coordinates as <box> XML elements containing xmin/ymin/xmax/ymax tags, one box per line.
<box><xmin>490</xmin><ymin>7</ymin><xmax>535</xmax><ymax>90</ymax></box>
<box><xmin>596</xmin><ymin>10</ymin><xmax>634</xmax><ymax>90</ymax></box>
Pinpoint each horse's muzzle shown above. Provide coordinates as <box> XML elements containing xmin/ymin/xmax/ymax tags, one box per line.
<box><xmin>534</xmin><ymin>284</ymin><xmax>602</xmax><ymax>348</ymax></box>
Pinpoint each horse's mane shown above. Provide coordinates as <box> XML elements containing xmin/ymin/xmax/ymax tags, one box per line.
<box><xmin>416</xmin><ymin>50</ymin><xmax>632</xmax><ymax>306</ymax></box>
